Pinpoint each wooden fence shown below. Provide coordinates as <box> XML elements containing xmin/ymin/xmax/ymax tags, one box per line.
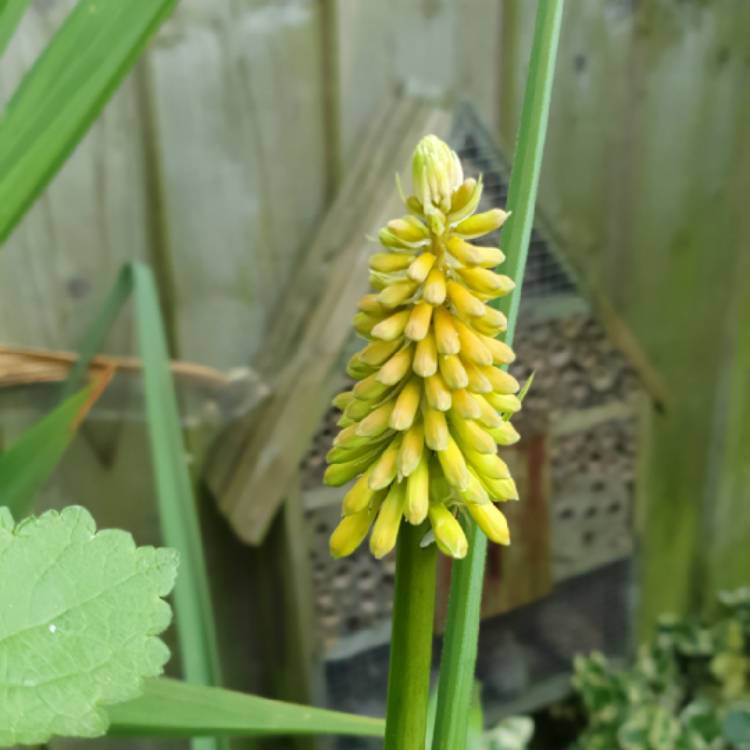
<box><xmin>2</xmin><ymin>0</ymin><xmax>750</xmax><ymax>746</ymax></box>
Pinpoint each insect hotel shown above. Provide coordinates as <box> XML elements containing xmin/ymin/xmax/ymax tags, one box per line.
<box><xmin>206</xmin><ymin>100</ymin><xmax>658</xmax><ymax>723</ymax></box>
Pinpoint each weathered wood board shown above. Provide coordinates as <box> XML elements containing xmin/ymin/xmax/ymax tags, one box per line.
<box><xmin>206</xmin><ymin>97</ymin><xmax>453</xmax><ymax>544</ymax></box>
<box><xmin>498</xmin><ymin>0</ymin><xmax>750</xmax><ymax>630</ymax></box>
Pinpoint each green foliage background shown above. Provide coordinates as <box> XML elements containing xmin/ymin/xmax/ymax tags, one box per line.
<box><xmin>572</xmin><ymin>590</ymin><xmax>750</xmax><ymax>750</ymax></box>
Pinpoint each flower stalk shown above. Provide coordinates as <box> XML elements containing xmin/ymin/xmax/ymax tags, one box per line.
<box><xmin>383</xmin><ymin>522</ymin><xmax>437</xmax><ymax>749</ymax></box>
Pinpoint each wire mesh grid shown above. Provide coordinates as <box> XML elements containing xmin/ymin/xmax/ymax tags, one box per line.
<box><xmin>450</xmin><ymin>104</ymin><xmax>577</xmax><ymax>301</ymax></box>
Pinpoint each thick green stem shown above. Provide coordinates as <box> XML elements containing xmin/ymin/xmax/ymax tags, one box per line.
<box><xmin>384</xmin><ymin>521</ymin><xmax>438</xmax><ymax>749</ymax></box>
<box><xmin>431</xmin><ymin>1</ymin><xmax>564</xmax><ymax>748</ymax></box>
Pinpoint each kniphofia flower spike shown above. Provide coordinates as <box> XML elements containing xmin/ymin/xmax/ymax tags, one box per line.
<box><xmin>325</xmin><ymin>135</ymin><xmax>522</xmax><ymax>560</ymax></box>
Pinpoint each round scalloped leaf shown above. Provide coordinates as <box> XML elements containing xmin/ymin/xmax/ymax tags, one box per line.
<box><xmin>0</xmin><ymin>505</ymin><xmax>178</xmax><ymax>746</ymax></box>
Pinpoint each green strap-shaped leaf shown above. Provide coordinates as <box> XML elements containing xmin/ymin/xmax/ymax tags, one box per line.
<box><xmin>0</xmin><ymin>505</ymin><xmax>178</xmax><ymax>746</ymax></box>
<box><xmin>107</xmin><ymin>678</ymin><xmax>385</xmax><ymax>740</ymax></box>
<box><xmin>0</xmin><ymin>0</ymin><xmax>32</xmax><ymax>58</ymax></box>
<box><xmin>431</xmin><ymin>2</ymin><xmax>565</xmax><ymax>748</ymax></box>
<box><xmin>0</xmin><ymin>383</ymin><xmax>95</xmax><ymax>518</ymax></box>
<box><xmin>64</xmin><ymin>262</ymin><xmax>224</xmax><ymax>750</ymax></box>
<box><xmin>0</xmin><ymin>0</ymin><xmax>176</xmax><ymax>244</ymax></box>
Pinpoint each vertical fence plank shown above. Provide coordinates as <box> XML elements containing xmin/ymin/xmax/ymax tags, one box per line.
<box><xmin>333</xmin><ymin>0</ymin><xmax>395</xmax><ymax>166</ymax></box>
<box><xmin>0</xmin><ymin>2</ymin><xmax>150</xmax><ymax>352</ymax></box>
<box><xmin>499</xmin><ymin>0</ymin><xmax>750</xmax><ymax>629</ymax></box>
<box><xmin>144</xmin><ymin>0</ymin><xmax>329</xmax><ymax>369</ymax></box>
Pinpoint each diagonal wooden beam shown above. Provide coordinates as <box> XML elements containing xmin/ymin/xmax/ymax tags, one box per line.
<box><xmin>204</xmin><ymin>96</ymin><xmax>452</xmax><ymax>545</ymax></box>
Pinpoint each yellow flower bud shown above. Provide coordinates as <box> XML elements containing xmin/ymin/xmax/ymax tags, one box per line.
<box><xmin>479</xmin><ymin>365</ymin><xmax>520</xmax><ymax>394</ymax></box>
<box><xmin>369</xmin><ymin>252</ymin><xmax>412</xmax><ymax>273</ymax></box>
<box><xmin>467</xmin><ymin>501</ymin><xmax>510</xmax><ymax>545</ymax></box>
<box><xmin>358</xmin><ymin>293</ymin><xmax>386</xmax><ymax>315</ymax></box>
<box><xmin>454</xmin><ymin>208</ymin><xmax>509</xmax><ymax>239</ymax></box>
<box><xmin>327</xmin><ymin>432</ymin><xmax>388</xmax><ymax>464</ymax></box>
<box><xmin>405</xmin><ymin>195</ymin><xmax>422</xmax><ymax>214</ymax></box>
<box><xmin>463</xmin><ymin>359</ymin><xmax>493</xmax><ymax>393</ymax></box>
<box><xmin>433</xmin><ymin>306</ymin><xmax>461</xmax><ymax>354</ymax></box>
<box><xmin>448</xmin><ymin>178</ymin><xmax>478</xmax><ymax>216</ymax></box>
<box><xmin>353</xmin><ymin>372</ymin><xmax>391</xmax><ymax>401</ymax></box>
<box><xmin>353</xmin><ymin>311</ymin><xmax>380</xmax><ymax>336</ymax></box>
<box><xmin>405</xmin><ymin>301</ymin><xmax>433</xmax><ymax>342</ymax></box>
<box><xmin>408</xmin><ymin>252</ymin><xmax>437</xmax><ymax>283</ymax></box>
<box><xmin>480</xmin><ymin>334</ymin><xmax>516</xmax><ymax>365</ymax></box>
<box><xmin>356</xmin><ymin>401</ymin><xmax>394</xmax><ymax>437</ymax></box>
<box><xmin>342</xmin><ymin>397</ymin><xmax>373</xmax><ymax>421</ymax></box>
<box><xmin>330</xmin><ymin>505</ymin><xmax>377</xmax><ymax>558</ymax></box>
<box><xmin>473</xmin><ymin>396</ymin><xmax>504</xmax><ymax>429</ymax></box>
<box><xmin>459</xmin><ymin>468</ymin><xmax>491</xmax><ymax>505</ymax></box>
<box><xmin>378</xmin><ymin>280</ymin><xmax>418</xmax><ymax>308</ymax></box>
<box><xmin>333</xmin><ymin>423</ymin><xmax>365</xmax><ymax>448</ymax></box>
<box><xmin>412</xmin><ymin>134</ymin><xmax>464</xmax><ymax>213</ymax></box>
<box><xmin>446</xmin><ymin>236</ymin><xmax>505</xmax><ymax>268</ymax></box>
<box><xmin>359</xmin><ymin>338</ymin><xmax>403</xmax><ymax>367</ymax></box>
<box><xmin>438</xmin><ymin>354</ymin><xmax>469</xmax><ymax>390</ymax></box>
<box><xmin>342</xmin><ymin>471</ymin><xmax>380</xmax><ymax>514</ymax></box>
<box><xmin>482</xmin><ymin>475</ymin><xmax>519</xmax><ymax>501</ymax></box>
<box><xmin>390</xmin><ymin>377</ymin><xmax>422</xmax><ymax>431</ymax></box>
<box><xmin>369</xmin><ymin>436</ymin><xmax>402</xmax><ymax>490</ymax></box>
<box><xmin>387</xmin><ymin>216</ymin><xmax>430</xmax><ymax>245</ymax></box>
<box><xmin>413</xmin><ymin>332</ymin><xmax>438</xmax><ymax>377</ymax></box>
<box><xmin>447</xmin><ymin>176</ymin><xmax>483</xmax><ymax>225</ymax></box>
<box><xmin>378</xmin><ymin>227</ymin><xmax>420</xmax><ymax>250</ymax></box>
<box><xmin>424</xmin><ymin>267</ymin><xmax>447</xmax><ymax>305</ymax></box>
<box><xmin>428</xmin><ymin>504</ymin><xmax>468</xmax><ymax>559</ymax></box>
<box><xmin>446</xmin><ymin>280</ymin><xmax>485</xmax><ymax>318</ymax></box>
<box><xmin>346</xmin><ymin>354</ymin><xmax>375</xmax><ymax>380</ymax></box>
<box><xmin>449</xmin><ymin>412</ymin><xmax>497</xmax><ymax>455</ymax></box>
<box><xmin>405</xmin><ymin>456</ymin><xmax>430</xmax><ymax>524</ymax></box>
<box><xmin>332</xmin><ymin>390</ymin><xmax>354</xmax><ymax>411</ymax></box>
<box><xmin>478</xmin><ymin>306</ymin><xmax>508</xmax><ymax>331</ymax></box>
<box><xmin>437</xmin><ymin>436</ymin><xmax>471</xmax><ymax>491</ymax></box>
<box><xmin>398</xmin><ymin>421</ymin><xmax>425</xmax><ymax>477</ymax></box>
<box><xmin>370</xmin><ymin>481</ymin><xmax>407</xmax><ymax>558</ymax></box>
<box><xmin>424</xmin><ymin>374</ymin><xmax>452</xmax><ymax>412</ymax></box>
<box><xmin>458</xmin><ymin>267</ymin><xmax>515</xmax><ymax>297</ymax></box>
<box><xmin>453</xmin><ymin>318</ymin><xmax>493</xmax><ymax>366</ymax></box>
<box><xmin>424</xmin><ymin>408</ymin><xmax>449</xmax><ymax>451</ymax></box>
<box><xmin>485</xmin><ymin>392</ymin><xmax>522</xmax><ymax>415</ymax></box>
<box><xmin>372</xmin><ymin>309</ymin><xmax>411</xmax><ymax>341</ymax></box>
<box><xmin>487</xmin><ymin>421</ymin><xmax>521</xmax><ymax>446</ymax></box>
<box><xmin>324</xmin><ymin>446</ymin><xmax>383</xmax><ymax>486</ymax></box>
<box><xmin>451</xmin><ymin>389</ymin><xmax>481</xmax><ymax>420</ymax></box>
<box><xmin>464</xmin><ymin>448</ymin><xmax>510</xmax><ymax>480</ymax></box>
<box><xmin>377</xmin><ymin>345</ymin><xmax>414</xmax><ymax>386</ymax></box>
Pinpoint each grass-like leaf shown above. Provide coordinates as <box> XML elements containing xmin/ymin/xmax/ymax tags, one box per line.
<box><xmin>64</xmin><ymin>263</ymin><xmax>223</xmax><ymax>736</ymax></box>
<box><xmin>0</xmin><ymin>0</ymin><xmax>176</xmax><ymax>244</ymax></box>
<box><xmin>0</xmin><ymin>373</ymin><xmax>109</xmax><ymax>518</ymax></box>
<box><xmin>431</xmin><ymin>2</ymin><xmax>565</xmax><ymax>748</ymax></box>
<box><xmin>0</xmin><ymin>505</ymin><xmax>178</xmax><ymax>746</ymax></box>
<box><xmin>107</xmin><ymin>678</ymin><xmax>385</xmax><ymax>740</ymax></box>
<box><xmin>0</xmin><ymin>0</ymin><xmax>32</xmax><ymax>58</ymax></box>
